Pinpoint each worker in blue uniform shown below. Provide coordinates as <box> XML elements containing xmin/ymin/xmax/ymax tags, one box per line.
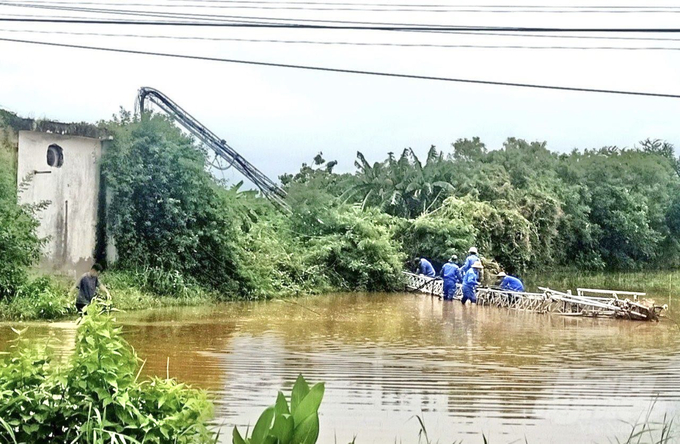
<box><xmin>461</xmin><ymin>261</ymin><xmax>483</xmax><ymax>305</ymax></box>
<box><xmin>416</xmin><ymin>257</ymin><xmax>436</xmax><ymax>278</ymax></box>
<box><xmin>440</xmin><ymin>255</ymin><xmax>462</xmax><ymax>300</ymax></box>
<box><xmin>461</xmin><ymin>247</ymin><xmax>480</xmax><ymax>275</ymax></box>
<box><xmin>497</xmin><ymin>272</ymin><xmax>524</xmax><ymax>292</ymax></box>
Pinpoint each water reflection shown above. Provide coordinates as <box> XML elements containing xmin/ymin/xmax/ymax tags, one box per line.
<box><xmin>1</xmin><ymin>293</ymin><xmax>679</xmax><ymax>443</ymax></box>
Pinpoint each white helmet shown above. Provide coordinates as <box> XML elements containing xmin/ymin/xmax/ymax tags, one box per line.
<box><xmin>468</xmin><ymin>247</ymin><xmax>478</xmax><ymax>255</ymax></box>
<box><xmin>497</xmin><ymin>272</ymin><xmax>507</xmax><ymax>278</ymax></box>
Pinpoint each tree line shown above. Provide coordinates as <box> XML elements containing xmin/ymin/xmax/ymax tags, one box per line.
<box><xmin>1</xmin><ymin>111</ymin><xmax>678</xmax><ymax>303</ymax></box>
<box><xmin>282</xmin><ymin>137</ymin><xmax>680</xmax><ymax>273</ymax></box>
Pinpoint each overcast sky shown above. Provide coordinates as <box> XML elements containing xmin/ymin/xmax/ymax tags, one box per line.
<box><xmin>1</xmin><ymin>0</ymin><xmax>679</xmax><ymax>185</ymax></box>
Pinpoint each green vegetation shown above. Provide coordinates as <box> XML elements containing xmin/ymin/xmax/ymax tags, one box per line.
<box><xmin>0</xmin><ymin>150</ymin><xmax>45</xmax><ymax>300</ymax></box>
<box><xmin>233</xmin><ymin>375</ymin><xmax>324</xmax><ymax>444</ymax></box>
<box><xmin>0</xmin><ymin>277</ymin><xmax>72</xmax><ymax>320</ymax></box>
<box><xmin>101</xmin><ymin>112</ymin><xmax>246</xmax><ymax>296</ymax></box>
<box><xmin>1</xmin><ymin>108</ymin><xmax>679</xmax><ymax>319</ymax></box>
<box><xmin>99</xmin><ymin>112</ymin><xmax>404</xmax><ymax>305</ymax></box>
<box><xmin>285</xmin><ymin>139</ymin><xmax>680</xmax><ymax>273</ymax></box>
<box><xmin>0</xmin><ymin>302</ymin><xmax>215</xmax><ymax>443</ymax></box>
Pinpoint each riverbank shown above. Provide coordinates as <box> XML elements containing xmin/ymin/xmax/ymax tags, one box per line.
<box><xmin>2</xmin><ymin>268</ymin><xmax>677</xmax><ymax>322</ymax></box>
<box><xmin>0</xmin><ymin>270</ymin><xmax>220</xmax><ymax>321</ymax></box>
<box><xmin>0</xmin><ymin>266</ymin><xmax>339</xmax><ymax>322</ymax></box>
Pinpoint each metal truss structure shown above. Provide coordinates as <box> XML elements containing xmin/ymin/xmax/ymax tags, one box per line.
<box><xmin>403</xmin><ymin>272</ymin><xmax>666</xmax><ymax>321</ymax></box>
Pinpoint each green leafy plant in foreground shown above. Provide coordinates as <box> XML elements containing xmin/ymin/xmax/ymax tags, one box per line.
<box><xmin>233</xmin><ymin>375</ymin><xmax>324</xmax><ymax>444</ymax></box>
<box><xmin>0</xmin><ymin>301</ymin><xmax>215</xmax><ymax>443</ymax></box>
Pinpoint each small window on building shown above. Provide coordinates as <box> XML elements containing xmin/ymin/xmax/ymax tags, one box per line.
<box><xmin>47</xmin><ymin>144</ymin><xmax>64</xmax><ymax>168</ymax></box>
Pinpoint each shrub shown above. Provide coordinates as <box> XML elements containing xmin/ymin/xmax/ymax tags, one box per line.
<box><xmin>237</xmin><ymin>214</ymin><xmax>333</xmax><ymax>299</ymax></box>
<box><xmin>0</xmin><ymin>276</ymin><xmax>73</xmax><ymax>320</ymax></box>
<box><xmin>0</xmin><ymin>302</ymin><xmax>215</xmax><ymax>443</ymax></box>
<box><xmin>397</xmin><ymin>210</ymin><xmax>475</xmax><ymax>265</ymax></box>
<box><xmin>101</xmin><ymin>113</ymin><xmax>245</xmax><ymax>296</ymax></box>
<box><xmin>303</xmin><ymin>206</ymin><xmax>405</xmax><ymax>292</ymax></box>
<box><xmin>0</xmin><ymin>150</ymin><xmax>45</xmax><ymax>299</ymax></box>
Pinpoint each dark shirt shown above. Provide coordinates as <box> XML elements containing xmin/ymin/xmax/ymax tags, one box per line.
<box><xmin>76</xmin><ymin>273</ymin><xmax>99</xmax><ymax>305</ymax></box>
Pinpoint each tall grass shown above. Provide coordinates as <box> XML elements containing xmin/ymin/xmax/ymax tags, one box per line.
<box><xmin>0</xmin><ymin>276</ymin><xmax>73</xmax><ymax>320</ymax></box>
<box><xmin>102</xmin><ymin>268</ymin><xmax>221</xmax><ymax>311</ymax></box>
<box><xmin>526</xmin><ymin>269</ymin><xmax>679</xmax><ymax>307</ymax></box>
<box><xmin>613</xmin><ymin>401</ymin><xmax>677</xmax><ymax>444</ymax></box>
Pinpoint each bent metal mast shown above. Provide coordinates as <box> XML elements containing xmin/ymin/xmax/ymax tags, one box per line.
<box><xmin>136</xmin><ymin>87</ymin><xmax>291</xmax><ymax>213</ymax></box>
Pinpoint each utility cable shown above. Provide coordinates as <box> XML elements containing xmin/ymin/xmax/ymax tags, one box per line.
<box><xmin>6</xmin><ymin>21</ymin><xmax>680</xmax><ymax>43</ymax></box>
<box><xmin>0</xmin><ymin>36</ymin><xmax>679</xmax><ymax>99</ymax></box>
<box><xmin>2</xmin><ymin>16</ymin><xmax>680</xmax><ymax>33</ymax></box>
<box><xmin>3</xmin><ymin>4</ymin><xmax>680</xmax><ymax>33</ymax></box>
<box><xmin>3</xmin><ymin>0</ymin><xmax>680</xmax><ymax>13</ymax></box>
<box><xmin>101</xmin><ymin>0</ymin><xmax>680</xmax><ymax>8</ymax></box>
<box><xmin>3</xmin><ymin>28</ymin><xmax>680</xmax><ymax>50</ymax></box>
<box><xmin>0</xmin><ymin>12</ymin><xmax>274</xmax><ymax>25</ymax></box>
<box><xmin>442</xmin><ymin>30</ymin><xmax>680</xmax><ymax>43</ymax></box>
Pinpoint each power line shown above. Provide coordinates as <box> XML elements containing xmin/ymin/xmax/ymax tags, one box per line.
<box><xmin>3</xmin><ymin>0</ymin><xmax>680</xmax><ymax>13</ymax></box>
<box><xmin>4</xmin><ymin>2</ymin><xmax>680</xmax><ymax>33</ymax></box>
<box><xmin>2</xmin><ymin>16</ymin><xmax>680</xmax><ymax>33</ymax></box>
<box><xmin>0</xmin><ymin>11</ymin><xmax>273</xmax><ymax>25</ymax></box>
<box><xmin>132</xmin><ymin>0</ymin><xmax>680</xmax><ymax>7</ymax></box>
<box><xmin>7</xmin><ymin>14</ymin><xmax>680</xmax><ymax>44</ymax></box>
<box><xmin>443</xmin><ymin>30</ymin><xmax>680</xmax><ymax>43</ymax></box>
<box><xmin>0</xmin><ymin>36</ymin><xmax>678</xmax><ymax>99</ymax></box>
<box><xmin>3</xmin><ymin>28</ymin><xmax>680</xmax><ymax>50</ymax></box>
<box><xmin>0</xmin><ymin>2</ymin><xmax>275</xmax><ymax>24</ymax></box>
<box><xmin>5</xmin><ymin>0</ymin><xmax>680</xmax><ymax>11</ymax></box>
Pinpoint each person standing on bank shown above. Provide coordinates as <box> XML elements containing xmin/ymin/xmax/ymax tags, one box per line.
<box><xmin>73</xmin><ymin>264</ymin><xmax>110</xmax><ymax>313</ymax></box>
<box><xmin>440</xmin><ymin>255</ymin><xmax>462</xmax><ymax>301</ymax></box>
<box><xmin>461</xmin><ymin>261</ymin><xmax>483</xmax><ymax>305</ymax></box>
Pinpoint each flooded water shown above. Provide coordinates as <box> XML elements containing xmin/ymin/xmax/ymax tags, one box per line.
<box><xmin>1</xmin><ymin>293</ymin><xmax>679</xmax><ymax>443</ymax></box>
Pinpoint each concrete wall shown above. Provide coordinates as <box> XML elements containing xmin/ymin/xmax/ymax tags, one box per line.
<box><xmin>17</xmin><ymin>131</ymin><xmax>102</xmax><ymax>278</ymax></box>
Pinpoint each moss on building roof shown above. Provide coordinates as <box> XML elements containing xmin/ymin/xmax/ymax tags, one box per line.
<box><xmin>0</xmin><ymin>109</ymin><xmax>107</xmax><ymax>139</ymax></box>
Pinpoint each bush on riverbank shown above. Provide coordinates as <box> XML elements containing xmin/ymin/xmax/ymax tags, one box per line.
<box><xmin>101</xmin><ymin>113</ymin><xmax>246</xmax><ymax>296</ymax></box>
<box><xmin>100</xmin><ymin>113</ymin><xmax>405</xmax><ymax>301</ymax></box>
<box><xmin>101</xmin><ymin>268</ymin><xmax>221</xmax><ymax>310</ymax></box>
<box><xmin>0</xmin><ymin>276</ymin><xmax>72</xmax><ymax>320</ymax></box>
<box><xmin>0</xmin><ymin>303</ymin><xmax>215</xmax><ymax>443</ymax></box>
<box><xmin>0</xmin><ymin>149</ymin><xmax>45</xmax><ymax>300</ymax></box>
<box><xmin>301</xmin><ymin>205</ymin><xmax>405</xmax><ymax>292</ymax></box>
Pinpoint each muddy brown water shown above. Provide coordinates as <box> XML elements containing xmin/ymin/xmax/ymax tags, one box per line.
<box><xmin>1</xmin><ymin>293</ymin><xmax>679</xmax><ymax>443</ymax></box>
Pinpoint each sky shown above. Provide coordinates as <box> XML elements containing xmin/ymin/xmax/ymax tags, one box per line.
<box><xmin>0</xmin><ymin>0</ymin><xmax>679</xmax><ymax>186</ymax></box>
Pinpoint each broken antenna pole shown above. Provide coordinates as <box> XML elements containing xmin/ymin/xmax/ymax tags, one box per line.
<box><xmin>136</xmin><ymin>87</ymin><xmax>291</xmax><ymax>214</ymax></box>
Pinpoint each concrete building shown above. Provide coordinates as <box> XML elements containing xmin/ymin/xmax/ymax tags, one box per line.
<box><xmin>1</xmin><ymin>111</ymin><xmax>108</xmax><ymax>278</ymax></box>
